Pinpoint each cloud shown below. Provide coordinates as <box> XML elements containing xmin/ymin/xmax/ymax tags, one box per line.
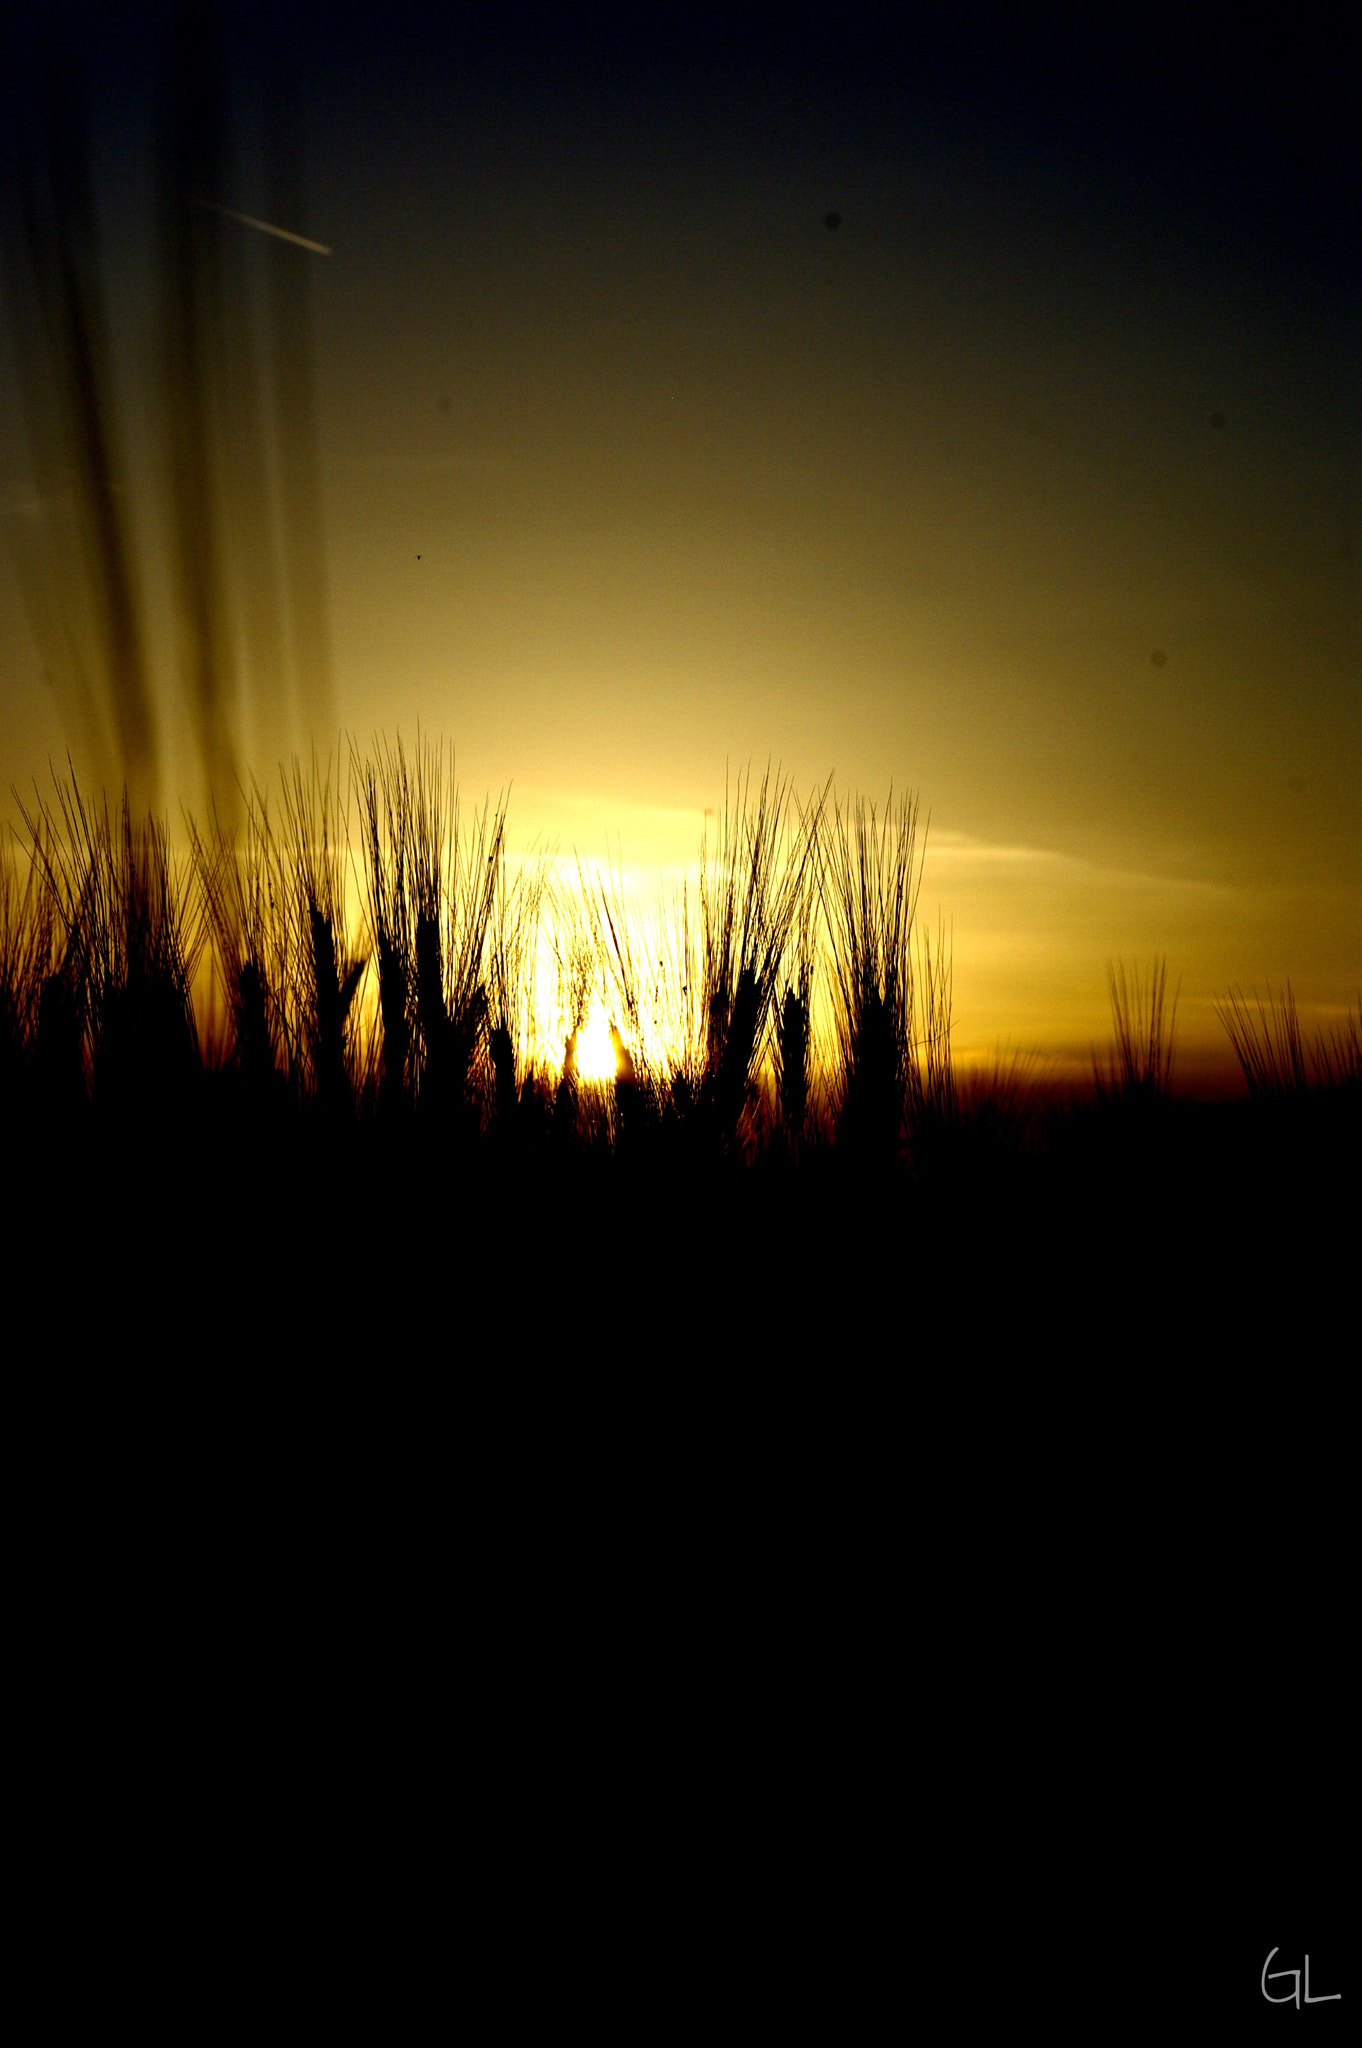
<box><xmin>925</xmin><ymin>828</ymin><xmax>1235</xmax><ymax>901</ymax></box>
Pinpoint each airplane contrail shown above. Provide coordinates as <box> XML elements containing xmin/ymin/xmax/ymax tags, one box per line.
<box><xmin>199</xmin><ymin>200</ymin><xmax>331</xmax><ymax>255</ymax></box>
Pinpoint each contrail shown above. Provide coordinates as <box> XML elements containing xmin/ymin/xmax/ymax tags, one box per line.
<box><xmin>199</xmin><ymin>199</ymin><xmax>331</xmax><ymax>255</ymax></box>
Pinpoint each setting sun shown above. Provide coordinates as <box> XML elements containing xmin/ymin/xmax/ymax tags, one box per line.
<box><xmin>573</xmin><ymin>1006</ymin><xmax>620</xmax><ymax>1086</ymax></box>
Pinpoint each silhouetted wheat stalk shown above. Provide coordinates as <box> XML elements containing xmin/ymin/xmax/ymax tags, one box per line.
<box><xmin>1313</xmin><ymin>997</ymin><xmax>1362</xmax><ymax>1089</ymax></box>
<box><xmin>1216</xmin><ymin>981</ymin><xmax>1359</xmax><ymax>1095</ymax></box>
<box><xmin>18</xmin><ymin>769</ymin><xmax>202</xmax><ymax>1109</ymax></box>
<box><xmin>407</xmin><ymin>739</ymin><xmax>501</xmax><ymax>1127</ymax></box>
<box><xmin>578</xmin><ymin>839</ymin><xmax>654</xmax><ymax>1145</ymax></box>
<box><xmin>909</xmin><ymin>914</ymin><xmax>956</xmax><ymax>1137</ymax></box>
<box><xmin>188</xmin><ymin>784</ymin><xmax>295</xmax><ymax>1089</ymax></box>
<box><xmin>698</xmin><ymin>766</ymin><xmax>823</xmax><ymax>1154</ymax></box>
<box><xmin>1100</xmin><ymin>956</ymin><xmax>1179</xmax><ymax>1104</ymax></box>
<box><xmin>818</xmin><ymin>787</ymin><xmax>925</xmax><ymax>1165</ymax></box>
<box><xmin>771</xmin><ymin>797</ymin><xmax>824</xmax><ymax>1153</ymax></box>
<box><xmin>488</xmin><ymin>843</ymin><xmax>553</xmax><ymax>1130</ymax></box>
<box><xmin>548</xmin><ymin>883</ymin><xmax>597</xmax><ymax>1142</ymax></box>
<box><xmin>354</xmin><ymin>735</ymin><xmax>416</xmax><ymax>1112</ymax></box>
<box><xmin>1214</xmin><ymin>982</ymin><xmax>1307</xmax><ymax>1096</ymax></box>
<box><xmin>654</xmin><ymin>876</ymin><xmax>706</xmax><ymax>1124</ymax></box>
<box><xmin>278</xmin><ymin>754</ymin><xmax>366</xmax><ymax>1112</ymax></box>
<box><xmin>0</xmin><ymin>830</ymin><xmax>63</xmax><ymax>1101</ymax></box>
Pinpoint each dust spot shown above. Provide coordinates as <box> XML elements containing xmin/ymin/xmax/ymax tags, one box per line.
<box><xmin>1151</xmin><ymin>649</ymin><xmax>1168</xmax><ymax>667</ymax></box>
<box><xmin>824</xmin><ymin>211</ymin><xmax>841</xmax><ymax>230</ymax></box>
<box><xmin>1210</xmin><ymin>412</ymin><xmax>1227</xmax><ymax>429</ymax></box>
<box><xmin>436</xmin><ymin>394</ymin><xmax>452</xmax><ymax>415</ymax></box>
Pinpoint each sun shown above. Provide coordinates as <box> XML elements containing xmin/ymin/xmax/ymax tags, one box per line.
<box><xmin>574</xmin><ymin>1004</ymin><xmax>620</xmax><ymax>1083</ymax></box>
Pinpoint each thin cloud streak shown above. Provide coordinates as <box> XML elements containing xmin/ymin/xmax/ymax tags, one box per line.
<box><xmin>927</xmin><ymin>830</ymin><xmax>1236</xmax><ymax>901</ymax></box>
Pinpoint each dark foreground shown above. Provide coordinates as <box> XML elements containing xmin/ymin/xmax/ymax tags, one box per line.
<box><xmin>8</xmin><ymin>1075</ymin><xmax>1356</xmax><ymax>1364</ymax></box>
<box><xmin>5</xmin><ymin>1076</ymin><xmax>1351</xmax><ymax>2032</ymax></box>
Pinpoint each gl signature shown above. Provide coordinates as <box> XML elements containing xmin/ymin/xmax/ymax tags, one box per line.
<box><xmin>1262</xmin><ymin>1952</ymin><xmax>1341</xmax><ymax>2008</ymax></box>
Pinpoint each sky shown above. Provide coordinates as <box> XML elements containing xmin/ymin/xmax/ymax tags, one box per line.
<box><xmin>1</xmin><ymin>2</ymin><xmax>1357</xmax><ymax>1080</ymax></box>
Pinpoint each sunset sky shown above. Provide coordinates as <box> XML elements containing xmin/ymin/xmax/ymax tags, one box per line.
<box><xmin>1</xmin><ymin>4</ymin><xmax>1357</xmax><ymax>1079</ymax></box>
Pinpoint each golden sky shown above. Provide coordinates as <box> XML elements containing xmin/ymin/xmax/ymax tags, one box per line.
<box><xmin>2</xmin><ymin>5</ymin><xmax>1357</xmax><ymax>1080</ymax></box>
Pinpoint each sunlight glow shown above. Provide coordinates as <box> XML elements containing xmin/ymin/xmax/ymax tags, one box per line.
<box><xmin>574</xmin><ymin>1004</ymin><xmax>619</xmax><ymax>1083</ymax></box>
